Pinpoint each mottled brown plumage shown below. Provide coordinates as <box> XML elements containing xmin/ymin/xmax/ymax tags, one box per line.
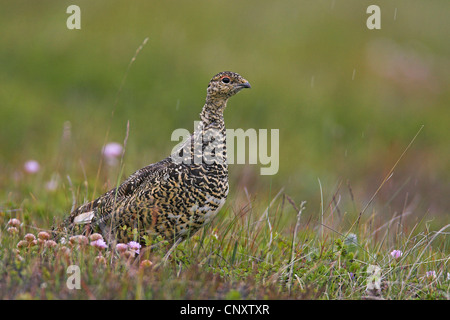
<box><xmin>52</xmin><ymin>71</ymin><xmax>251</xmax><ymax>246</ymax></box>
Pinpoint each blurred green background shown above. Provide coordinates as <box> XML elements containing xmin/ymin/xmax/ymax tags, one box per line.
<box><xmin>0</xmin><ymin>1</ymin><xmax>449</xmax><ymax>225</ymax></box>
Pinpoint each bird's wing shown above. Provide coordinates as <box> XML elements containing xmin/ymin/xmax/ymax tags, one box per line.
<box><xmin>66</xmin><ymin>157</ymin><xmax>172</xmax><ymax>225</ymax></box>
<box><xmin>92</xmin><ymin>159</ymin><xmax>187</xmax><ymax>242</ymax></box>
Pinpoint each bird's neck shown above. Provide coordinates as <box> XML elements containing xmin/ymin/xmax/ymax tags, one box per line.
<box><xmin>187</xmin><ymin>99</ymin><xmax>227</xmax><ymax>166</ymax></box>
<box><xmin>170</xmin><ymin>99</ymin><xmax>228</xmax><ymax>168</ymax></box>
<box><xmin>200</xmin><ymin>99</ymin><xmax>227</xmax><ymax>128</ymax></box>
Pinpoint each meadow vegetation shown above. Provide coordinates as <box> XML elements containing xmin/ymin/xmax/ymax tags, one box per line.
<box><xmin>0</xmin><ymin>1</ymin><xmax>448</xmax><ymax>299</ymax></box>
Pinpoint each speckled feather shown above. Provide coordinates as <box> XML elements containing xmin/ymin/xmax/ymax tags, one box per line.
<box><xmin>52</xmin><ymin>71</ymin><xmax>250</xmax><ymax>245</ymax></box>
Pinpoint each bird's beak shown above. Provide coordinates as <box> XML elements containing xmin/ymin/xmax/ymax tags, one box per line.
<box><xmin>238</xmin><ymin>81</ymin><xmax>251</xmax><ymax>89</ymax></box>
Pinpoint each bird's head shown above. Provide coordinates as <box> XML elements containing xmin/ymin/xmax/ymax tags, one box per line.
<box><xmin>206</xmin><ymin>71</ymin><xmax>251</xmax><ymax>103</ymax></box>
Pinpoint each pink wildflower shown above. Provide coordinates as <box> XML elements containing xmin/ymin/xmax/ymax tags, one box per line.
<box><xmin>115</xmin><ymin>243</ymin><xmax>128</xmax><ymax>253</ymax></box>
<box><xmin>69</xmin><ymin>235</ymin><xmax>89</xmax><ymax>246</ymax></box>
<box><xmin>94</xmin><ymin>254</ymin><xmax>107</xmax><ymax>267</ymax></box>
<box><xmin>90</xmin><ymin>239</ymin><xmax>108</xmax><ymax>250</ymax></box>
<box><xmin>390</xmin><ymin>250</ymin><xmax>403</xmax><ymax>259</ymax></box>
<box><xmin>17</xmin><ymin>240</ymin><xmax>28</xmax><ymax>249</ymax></box>
<box><xmin>139</xmin><ymin>260</ymin><xmax>153</xmax><ymax>269</ymax></box>
<box><xmin>24</xmin><ymin>160</ymin><xmax>40</xmax><ymax>174</ymax></box>
<box><xmin>127</xmin><ymin>241</ymin><xmax>141</xmax><ymax>255</ymax></box>
<box><xmin>7</xmin><ymin>227</ymin><xmax>18</xmax><ymax>235</ymax></box>
<box><xmin>38</xmin><ymin>231</ymin><xmax>50</xmax><ymax>240</ymax></box>
<box><xmin>7</xmin><ymin>218</ymin><xmax>21</xmax><ymax>228</ymax></box>
<box><xmin>24</xmin><ymin>233</ymin><xmax>36</xmax><ymax>243</ymax></box>
<box><xmin>103</xmin><ymin>142</ymin><xmax>123</xmax><ymax>159</ymax></box>
<box><xmin>45</xmin><ymin>240</ymin><xmax>58</xmax><ymax>248</ymax></box>
<box><xmin>89</xmin><ymin>233</ymin><xmax>104</xmax><ymax>241</ymax></box>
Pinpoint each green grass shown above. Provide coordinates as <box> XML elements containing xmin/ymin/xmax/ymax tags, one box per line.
<box><xmin>0</xmin><ymin>1</ymin><xmax>449</xmax><ymax>300</ymax></box>
<box><xmin>1</xmin><ymin>181</ymin><xmax>448</xmax><ymax>299</ymax></box>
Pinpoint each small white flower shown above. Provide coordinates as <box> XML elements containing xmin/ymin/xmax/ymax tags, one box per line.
<box><xmin>344</xmin><ymin>233</ymin><xmax>358</xmax><ymax>247</ymax></box>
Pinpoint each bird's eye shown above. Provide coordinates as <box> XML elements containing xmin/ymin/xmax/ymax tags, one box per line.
<box><xmin>221</xmin><ymin>77</ymin><xmax>230</xmax><ymax>84</ymax></box>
